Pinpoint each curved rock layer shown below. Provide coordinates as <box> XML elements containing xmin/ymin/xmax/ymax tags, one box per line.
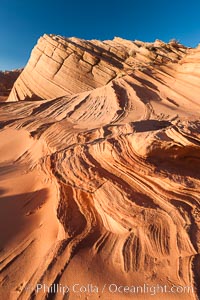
<box><xmin>1</xmin><ymin>35</ymin><xmax>200</xmax><ymax>300</ymax></box>
<box><xmin>8</xmin><ymin>34</ymin><xmax>196</xmax><ymax>102</ymax></box>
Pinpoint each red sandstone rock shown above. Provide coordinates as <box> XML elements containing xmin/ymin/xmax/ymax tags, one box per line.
<box><xmin>0</xmin><ymin>35</ymin><xmax>200</xmax><ymax>300</ymax></box>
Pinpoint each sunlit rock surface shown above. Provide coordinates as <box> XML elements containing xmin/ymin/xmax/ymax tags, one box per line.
<box><xmin>1</xmin><ymin>35</ymin><xmax>200</xmax><ymax>300</ymax></box>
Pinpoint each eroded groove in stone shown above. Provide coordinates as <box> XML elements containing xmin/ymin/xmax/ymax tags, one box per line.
<box><xmin>0</xmin><ymin>35</ymin><xmax>200</xmax><ymax>300</ymax></box>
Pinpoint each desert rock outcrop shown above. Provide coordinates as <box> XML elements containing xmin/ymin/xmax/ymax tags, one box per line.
<box><xmin>0</xmin><ymin>69</ymin><xmax>22</xmax><ymax>101</ymax></box>
<box><xmin>1</xmin><ymin>35</ymin><xmax>200</xmax><ymax>300</ymax></box>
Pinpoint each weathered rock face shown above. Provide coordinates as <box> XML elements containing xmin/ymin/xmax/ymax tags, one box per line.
<box><xmin>8</xmin><ymin>34</ymin><xmax>125</xmax><ymax>101</ymax></box>
<box><xmin>1</xmin><ymin>35</ymin><xmax>200</xmax><ymax>300</ymax></box>
<box><xmin>8</xmin><ymin>34</ymin><xmax>190</xmax><ymax>102</ymax></box>
<box><xmin>0</xmin><ymin>69</ymin><xmax>22</xmax><ymax>101</ymax></box>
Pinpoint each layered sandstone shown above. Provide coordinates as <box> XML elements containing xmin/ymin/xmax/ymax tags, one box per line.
<box><xmin>1</xmin><ymin>35</ymin><xmax>200</xmax><ymax>300</ymax></box>
<box><xmin>8</xmin><ymin>34</ymin><xmax>189</xmax><ymax>101</ymax></box>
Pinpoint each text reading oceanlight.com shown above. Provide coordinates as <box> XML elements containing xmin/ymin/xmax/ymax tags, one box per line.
<box><xmin>24</xmin><ymin>283</ymin><xmax>194</xmax><ymax>296</ymax></box>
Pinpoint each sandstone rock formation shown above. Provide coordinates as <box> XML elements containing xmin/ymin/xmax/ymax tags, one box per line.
<box><xmin>1</xmin><ymin>35</ymin><xmax>200</xmax><ymax>300</ymax></box>
<box><xmin>0</xmin><ymin>69</ymin><xmax>22</xmax><ymax>101</ymax></box>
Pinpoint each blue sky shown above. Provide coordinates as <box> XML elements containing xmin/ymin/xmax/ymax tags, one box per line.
<box><xmin>0</xmin><ymin>0</ymin><xmax>200</xmax><ymax>70</ymax></box>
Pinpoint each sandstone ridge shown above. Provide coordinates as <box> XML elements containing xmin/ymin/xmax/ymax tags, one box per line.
<box><xmin>1</xmin><ymin>35</ymin><xmax>200</xmax><ymax>300</ymax></box>
<box><xmin>8</xmin><ymin>34</ymin><xmax>191</xmax><ymax>102</ymax></box>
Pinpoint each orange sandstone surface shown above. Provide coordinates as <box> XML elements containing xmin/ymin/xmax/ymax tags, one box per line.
<box><xmin>0</xmin><ymin>34</ymin><xmax>200</xmax><ymax>300</ymax></box>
